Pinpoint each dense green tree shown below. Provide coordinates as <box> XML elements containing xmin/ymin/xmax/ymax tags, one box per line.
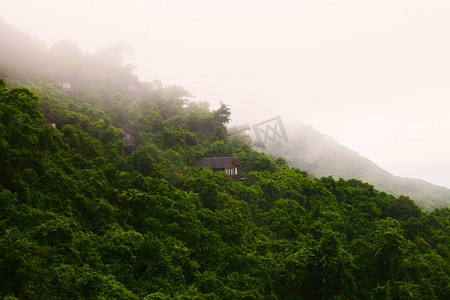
<box><xmin>385</xmin><ymin>195</ymin><xmax>422</xmax><ymax>220</ymax></box>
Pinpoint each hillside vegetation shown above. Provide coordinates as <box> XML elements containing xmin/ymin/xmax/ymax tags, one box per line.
<box><xmin>264</xmin><ymin>122</ymin><xmax>450</xmax><ymax>211</ymax></box>
<box><xmin>0</xmin><ymin>19</ymin><xmax>449</xmax><ymax>299</ymax></box>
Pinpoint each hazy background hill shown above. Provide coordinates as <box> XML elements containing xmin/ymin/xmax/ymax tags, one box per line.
<box><xmin>263</xmin><ymin>121</ymin><xmax>450</xmax><ymax>210</ymax></box>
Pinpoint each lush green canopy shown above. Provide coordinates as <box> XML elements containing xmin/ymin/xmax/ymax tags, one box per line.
<box><xmin>0</xmin><ymin>75</ymin><xmax>449</xmax><ymax>299</ymax></box>
<box><xmin>0</xmin><ymin>21</ymin><xmax>449</xmax><ymax>297</ymax></box>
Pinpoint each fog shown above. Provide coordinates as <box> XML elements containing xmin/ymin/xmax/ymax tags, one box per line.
<box><xmin>2</xmin><ymin>0</ymin><xmax>450</xmax><ymax>188</ymax></box>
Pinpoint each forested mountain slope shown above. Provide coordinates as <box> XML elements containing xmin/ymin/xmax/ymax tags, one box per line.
<box><xmin>1</xmin><ymin>77</ymin><xmax>449</xmax><ymax>299</ymax></box>
<box><xmin>264</xmin><ymin>121</ymin><xmax>450</xmax><ymax>211</ymax></box>
<box><xmin>0</xmin><ymin>19</ymin><xmax>449</xmax><ymax>299</ymax></box>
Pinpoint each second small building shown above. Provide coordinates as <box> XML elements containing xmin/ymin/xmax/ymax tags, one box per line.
<box><xmin>195</xmin><ymin>157</ymin><xmax>241</xmax><ymax>181</ymax></box>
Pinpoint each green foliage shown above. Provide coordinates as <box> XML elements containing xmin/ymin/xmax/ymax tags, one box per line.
<box><xmin>0</xmin><ymin>80</ymin><xmax>42</xmax><ymax>149</ymax></box>
<box><xmin>385</xmin><ymin>195</ymin><xmax>422</xmax><ymax>220</ymax></box>
<box><xmin>0</xmin><ymin>40</ymin><xmax>449</xmax><ymax>298</ymax></box>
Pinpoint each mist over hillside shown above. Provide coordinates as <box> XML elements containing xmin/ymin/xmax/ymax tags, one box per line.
<box><xmin>262</xmin><ymin>121</ymin><xmax>450</xmax><ymax>210</ymax></box>
<box><xmin>1</xmin><ymin>16</ymin><xmax>450</xmax><ymax>299</ymax></box>
<box><xmin>1</xmin><ymin>15</ymin><xmax>448</xmax><ymax>212</ymax></box>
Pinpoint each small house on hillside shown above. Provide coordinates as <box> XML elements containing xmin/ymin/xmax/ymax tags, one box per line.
<box><xmin>111</xmin><ymin>78</ymin><xmax>153</xmax><ymax>95</ymax></box>
<box><xmin>42</xmin><ymin>112</ymin><xmax>60</xmax><ymax>129</ymax></box>
<box><xmin>111</xmin><ymin>77</ymin><xmax>140</xmax><ymax>94</ymax></box>
<box><xmin>195</xmin><ymin>157</ymin><xmax>241</xmax><ymax>181</ymax></box>
<box><xmin>55</xmin><ymin>75</ymin><xmax>74</xmax><ymax>92</ymax></box>
<box><xmin>113</xmin><ymin>123</ymin><xmax>137</xmax><ymax>147</ymax></box>
<box><xmin>113</xmin><ymin>123</ymin><xmax>137</xmax><ymax>154</ymax></box>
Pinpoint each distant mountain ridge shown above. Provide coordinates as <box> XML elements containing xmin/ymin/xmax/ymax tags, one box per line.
<box><xmin>263</xmin><ymin>121</ymin><xmax>450</xmax><ymax>210</ymax></box>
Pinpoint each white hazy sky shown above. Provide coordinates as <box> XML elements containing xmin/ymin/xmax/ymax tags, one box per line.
<box><xmin>2</xmin><ymin>0</ymin><xmax>450</xmax><ymax>188</ymax></box>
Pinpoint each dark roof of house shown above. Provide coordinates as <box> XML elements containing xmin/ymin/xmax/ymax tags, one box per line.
<box><xmin>111</xmin><ymin>76</ymin><xmax>140</xmax><ymax>86</ymax></box>
<box><xmin>113</xmin><ymin>122</ymin><xmax>136</xmax><ymax>134</ymax></box>
<box><xmin>195</xmin><ymin>157</ymin><xmax>241</xmax><ymax>169</ymax></box>
<box><xmin>54</xmin><ymin>74</ymin><xmax>73</xmax><ymax>83</ymax></box>
<box><xmin>42</xmin><ymin>112</ymin><xmax>60</xmax><ymax>124</ymax></box>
